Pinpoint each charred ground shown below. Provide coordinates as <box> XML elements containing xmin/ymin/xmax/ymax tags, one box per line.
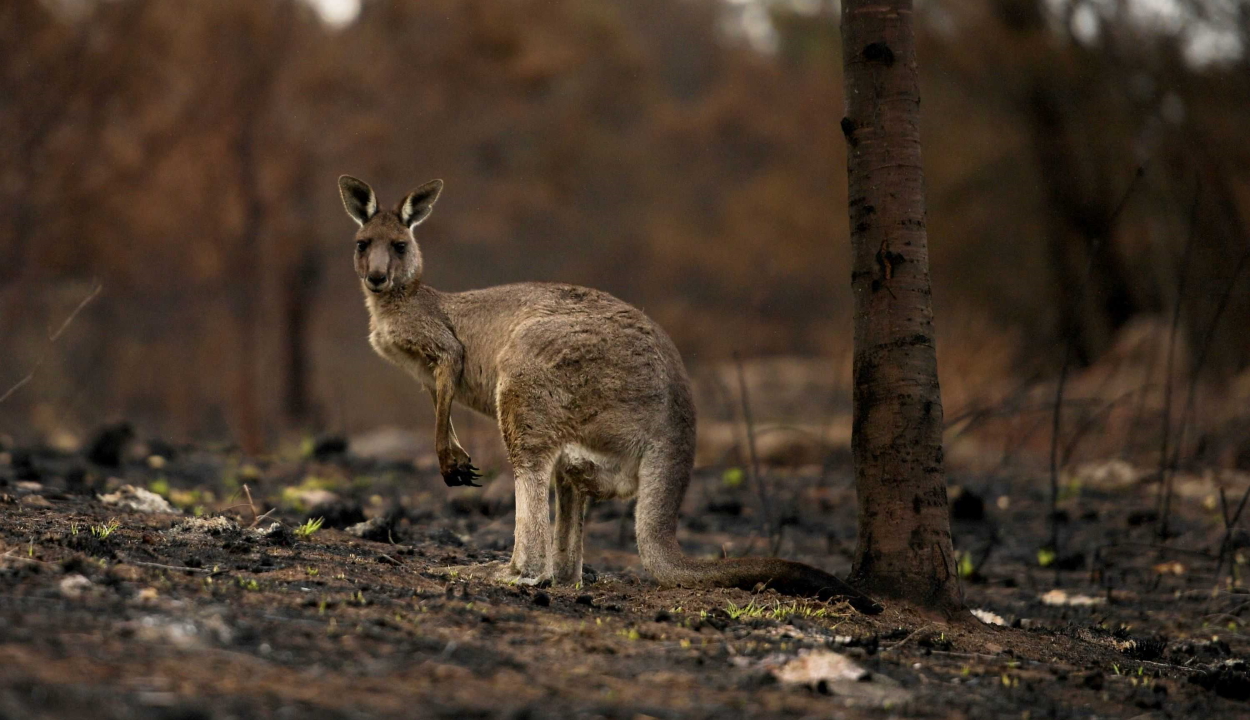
<box><xmin>2</xmin><ymin>433</ymin><xmax>1249</xmax><ymax>719</ymax></box>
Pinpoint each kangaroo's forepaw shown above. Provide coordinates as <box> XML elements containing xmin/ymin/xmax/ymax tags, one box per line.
<box><xmin>439</xmin><ymin>449</ymin><xmax>482</xmax><ymax>487</ymax></box>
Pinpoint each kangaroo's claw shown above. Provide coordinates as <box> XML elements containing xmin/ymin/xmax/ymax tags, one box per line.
<box><xmin>442</xmin><ymin>463</ymin><xmax>483</xmax><ymax>488</ymax></box>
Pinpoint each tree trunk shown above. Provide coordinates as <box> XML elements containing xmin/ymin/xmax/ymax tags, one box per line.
<box><xmin>283</xmin><ymin>249</ymin><xmax>320</xmax><ymax>426</ymax></box>
<box><xmin>839</xmin><ymin>0</ymin><xmax>963</xmax><ymax>612</ymax></box>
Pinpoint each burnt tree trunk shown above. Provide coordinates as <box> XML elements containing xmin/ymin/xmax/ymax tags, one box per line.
<box><xmin>227</xmin><ymin>2</ymin><xmax>296</xmax><ymax>455</ymax></box>
<box><xmin>839</xmin><ymin>0</ymin><xmax>963</xmax><ymax>612</ymax></box>
<box><xmin>283</xmin><ymin>249</ymin><xmax>320</xmax><ymax>426</ymax></box>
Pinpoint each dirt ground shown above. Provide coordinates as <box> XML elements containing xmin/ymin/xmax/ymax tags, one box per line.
<box><xmin>2</xmin><ymin>432</ymin><xmax>1250</xmax><ymax>719</ymax></box>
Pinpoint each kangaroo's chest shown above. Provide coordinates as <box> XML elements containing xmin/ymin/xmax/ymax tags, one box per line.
<box><xmin>369</xmin><ymin>318</ymin><xmax>436</xmax><ymax>390</ymax></box>
<box><xmin>368</xmin><ymin>312</ymin><xmax>498</xmax><ymax>418</ymax></box>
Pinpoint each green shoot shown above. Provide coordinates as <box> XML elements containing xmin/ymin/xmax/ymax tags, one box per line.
<box><xmin>294</xmin><ymin>517</ymin><xmax>325</xmax><ymax>539</ymax></box>
<box><xmin>91</xmin><ymin>519</ymin><xmax>120</xmax><ymax>540</ymax></box>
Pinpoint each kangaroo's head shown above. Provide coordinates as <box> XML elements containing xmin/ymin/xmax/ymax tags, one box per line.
<box><xmin>337</xmin><ymin>176</ymin><xmax>443</xmax><ymax>295</ymax></box>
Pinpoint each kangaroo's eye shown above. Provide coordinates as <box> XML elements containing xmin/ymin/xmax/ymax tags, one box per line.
<box><xmin>356</xmin><ymin>240</ymin><xmax>368</xmax><ymax>252</ymax></box>
<box><xmin>392</xmin><ymin>242</ymin><xmax>408</xmax><ymax>256</ymax></box>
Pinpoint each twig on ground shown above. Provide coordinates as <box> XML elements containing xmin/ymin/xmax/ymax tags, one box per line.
<box><xmin>250</xmin><ymin>508</ymin><xmax>277</xmax><ymax>528</ymax></box>
<box><xmin>0</xmin><ymin>549</ymin><xmax>50</xmax><ymax>566</ymax></box>
<box><xmin>242</xmin><ymin>484</ymin><xmax>257</xmax><ymax>525</ymax></box>
<box><xmin>882</xmin><ymin>624</ymin><xmax>934</xmax><ymax>653</ymax></box>
<box><xmin>127</xmin><ymin>560</ymin><xmax>214</xmax><ymax>574</ymax></box>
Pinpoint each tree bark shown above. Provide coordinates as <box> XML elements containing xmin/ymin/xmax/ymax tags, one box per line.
<box><xmin>839</xmin><ymin>0</ymin><xmax>963</xmax><ymax>612</ymax></box>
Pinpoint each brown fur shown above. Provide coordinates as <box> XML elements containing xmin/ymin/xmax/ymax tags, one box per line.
<box><xmin>338</xmin><ymin>175</ymin><xmax>880</xmax><ymax>613</ymax></box>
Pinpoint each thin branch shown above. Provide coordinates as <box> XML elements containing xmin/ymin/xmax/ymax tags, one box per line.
<box><xmin>127</xmin><ymin>560</ymin><xmax>214</xmax><ymax>574</ymax></box>
<box><xmin>241</xmin><ymin>484</ymin><xmax>260</xmax><ymax>527</ymax></box>
<box><xmin>0</xmin><ymin>281</ymin><xmax>102</xmax><ymax>404</ymax></box>
<box><xmin>1156</xmin><ymin>184</ymin><xmax>1200</xmax><ymax>541</ymax></box>
<box><xmin>1170</xmin><ymin>242</ymin><xmax>1250</xmax><ymax>474</ymax></box>
<box><xmin>0</xmin><ymin>375</ymin><xmax>34</xmax><ymax>406</ymax></box>
<box><xmin>48</xmin><ymin>283</ymin><xmax>103</xmax><ymax>342</ymax></box>
<box><xmin>1213</xmin><ymin>485</ymin><xmax>1250</xmax><ymax>579</ymax></box>
<box><xmin>1061</xmin><ymin>385</ymin><xmax>1152</xmax><ymax>464</ymax></box>
<box><xmin>1048</xmin><ymin>167</ymin><xmax>1144</xmax><ymax>560</ymax></box>
<box><xmin>733</xmin><ymin>352</ymin><xmax>776</xmax><ymax>555</ymax></box>
<box><xmin>882</xmin><ymin>624</ymin><xmax>934</xmax><ymax>653</ymax></box>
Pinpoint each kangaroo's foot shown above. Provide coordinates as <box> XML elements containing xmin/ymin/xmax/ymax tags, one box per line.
<box><xmin>438</xmin><ymin>561</ymin><xmax>554</xmax><ymax>587</ymax></box>
<box><xmin>500</xmin><ymin>571</ymin><xmax>553</xmax><ymax>588</ymax></box>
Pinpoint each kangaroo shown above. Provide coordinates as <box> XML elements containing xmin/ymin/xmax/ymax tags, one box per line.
<box><xmin>338</xmin><ymin>175</ymin><xmax>881</xmax><ymax>613</ymax></box>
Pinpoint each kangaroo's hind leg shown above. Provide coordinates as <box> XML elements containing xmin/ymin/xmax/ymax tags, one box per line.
<box><xmin>551</xmin><ymin>460</ymin><xmax>590</xmax><ymax>585</ymax></box>
<box><xmin>496</xmin><ymin>379</ymin><xmax>563</xmax><ymax>584</ymax></box>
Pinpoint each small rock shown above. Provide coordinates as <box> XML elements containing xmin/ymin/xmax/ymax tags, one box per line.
<box><xmin>1189</xmin><ymin>660</ymin><xmax>1250</xmax><ymax>701</ymax></box>
<box><xmin>706</xmin><ymin>495</ymin><xmax>744</xmax><ymax>516</ymax></box>
<box><xmin>250</xmin><ymin>522</ymin><xmax>293</xmax><ymax>545</ymax></box>
<box><xmin>312</xmin><ymin>435</ymin><xmax>349</xmax><ymax>461</ymax></box>
<box><xmin>98</xmin><ymin>485</ymin><xmax>179</xmax><ymax>515</ymax></box>
<box><xmin>971</xmin><ymin>608</ymin><xmax>1007</xmax><ymax>626</ymax></box>
<box><xmin>59</xmin><ymin>574</ymin><xmax>93</xmax><ymax>598</ymax></box>
<box><xmin>772</xmin><ymin>649</ymin><xmax>870</xmax><ymax>684</ymax></box>
<box><xmin>346</xmin><ymin>516</ymin><xmax>395</xmax><ymax>542</ymax></box>
<box><xmin>428</xmin><ymin>527</ymin><xmax>466</xmax><ymax>547</ymax></box>
<box><xmin>108</xmin><ymin>564</ymin><xmax>143</xmax><ymax>582</ymax></box>
<box><xmin>86</xmin><ymin>422</ymin><xmax>134</xmax><ymax>467</ymax></box>
<box><xmin>950</xmin><ymin>487</ymin><xmax>985</xmax><ymax>522</ymax></box>
<box><xmin>1071</xmin><ymin>459</ymin><xmax>1141</xmax><ymax>491</ymax></box>
<box><xmin>532</xmin><ymin>591</ymin><xmax>551</xmax><ymax>607</ymax></box>
<box><xmin>312</xmin><ymin>499</ymin><xmax>366</xmax><ymax>529</ymax></box>
<box><xmin>11</xmin><ymin>450</ymin><xmax>38</xmax><ymax>481</ymax></box>
<box><xmin>581</xmin><ymin>564</ymin><xmax>599</xmax><ymax>585</ymax></box>
<box><xmin>575</xmin><ymin>594</ymin><xmax>595</xmax><ymax>607</ymax></box>
<box><xmin>348</xmin><ymin>427</ymin><xmax>421</xmax><ymax>462</ymax></box>
<box><xmin>291</xmin><ymin>488</ymin><xmax>338</xmax><ymax>510</ymax></box>
<box><xmin>20</xmin><ymin>495</ymin><xmax>52</xmax><ymax>508</ymax></box>
<box><xmin>1040</xmin><ymin>589</ymin><xmax>1104</xmax><ymax>607</ymax></box>
<box><xmin>169</xmin><ymin>516</ymin><xmax>240</xmax><ymax>536</ymax></box>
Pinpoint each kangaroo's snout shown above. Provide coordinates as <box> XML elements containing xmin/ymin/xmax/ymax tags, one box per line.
<box><xmin>366</xmin><ymin>271</ymin><xmax>388</xmax><ymax>291</ymax></box>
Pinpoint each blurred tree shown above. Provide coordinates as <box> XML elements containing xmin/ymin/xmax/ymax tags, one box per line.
<box><xmin>1</xmin><ymin>0</ymin><xmax>1247</xmax><ymax>462</ymax></box>
<box><xmin>840</xmin><ymin>0</ymin><xmax>962</xmax><ymax>612</ymax></box>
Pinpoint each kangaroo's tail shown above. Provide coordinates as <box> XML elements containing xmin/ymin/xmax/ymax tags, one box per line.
<box><xmin>636</xmin><ymin>440</ymin><xmax>882</xmax><ymax>614</ymax></box>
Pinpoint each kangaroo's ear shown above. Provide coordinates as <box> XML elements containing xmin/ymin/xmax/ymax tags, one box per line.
<box><xmin>399</xmin><ymin>179</ymin><xmax>444</xmax><ymax>228</ymax></box>
<box><xmin>338</xmin><ymin>175</ymin><xmax>377</xmax><ymax>226</ymax></box>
